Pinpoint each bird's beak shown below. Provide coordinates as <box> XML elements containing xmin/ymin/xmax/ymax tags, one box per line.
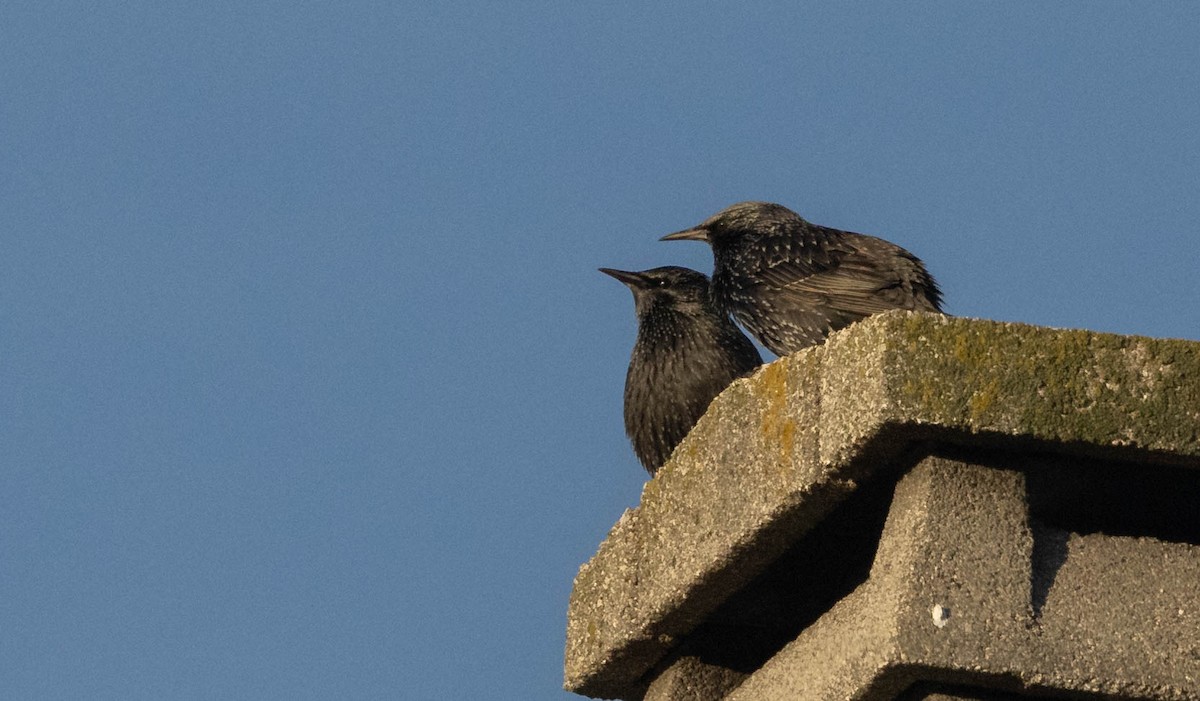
<box><xmin>599</xmin><ymin>267</ymin><xmax>643</xmax><ymax>287</ymax></box>
<box><xmin>660</xmin><ymin>226</ymin><xmax>709</xmax><ymax>243</ymax></box>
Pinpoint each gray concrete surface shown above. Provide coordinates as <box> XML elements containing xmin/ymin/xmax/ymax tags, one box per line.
<box><xmin>643</xmin><ymin>656</ymin><xmax>746</xmax><ymax>701</ymax></box>
<box><xmin>727</xmin><ymin>456</ymin><xmax>1200</xmax><ymax>700</ymax></box>
<box><xmin>565</xmin><ymin>313</ymin><xmax>1200</xmax><ymax>700</ymax></box>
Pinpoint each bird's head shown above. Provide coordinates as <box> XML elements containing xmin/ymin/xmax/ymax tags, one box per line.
<box><xmin>660</xmin><ymin>201</ymin><xmax>802</xmax><ymax>246</ymax></box>
<box><xmin>598</xmin><ymin>266</ymin><xmax>712</xmax><ymax>318</ymax></box>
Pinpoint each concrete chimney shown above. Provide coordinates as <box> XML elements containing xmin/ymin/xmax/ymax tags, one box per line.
<box><xmin>565</xmin><ymin>312</ymin><xmax>1200</xmax><ymax>700</ymax></box>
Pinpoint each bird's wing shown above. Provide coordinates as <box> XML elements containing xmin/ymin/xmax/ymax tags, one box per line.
<box><xmin>750</xmin><ymin>224</ymin><xmax>847</xmax><ymax>279</ymax></box>
<box><xmin>758</xmin><ymin>231</ymin><xmax>930</xmax><ymax>318</ymax></box>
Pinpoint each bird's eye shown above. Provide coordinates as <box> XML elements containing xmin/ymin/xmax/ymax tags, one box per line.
<box><xmin>657</xmin><ymin>279</ymin><xmax>668</xmax><ymax>287</ymax></box>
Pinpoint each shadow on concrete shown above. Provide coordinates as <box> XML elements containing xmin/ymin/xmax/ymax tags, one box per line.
<box><xmin>663</xmin><ymin>464</ymin><xmax>902</xmax><ymax>676</ymax></box>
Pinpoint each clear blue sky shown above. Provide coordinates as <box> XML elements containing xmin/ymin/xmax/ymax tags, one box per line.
<box><xmin>2</xmin><ymin>3</ymin><xmax>1197</xmax><ymax>699</ymax></box>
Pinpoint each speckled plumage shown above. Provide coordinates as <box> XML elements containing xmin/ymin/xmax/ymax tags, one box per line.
<box><xmin>601</xmin><ymin>266</ymin><xmax>763</xmax><ymax>475</ymax></box>
<box><xmin>662</xmin><ymin>201</ymin><xmax>943</xmax><ymax>356</ymax></box>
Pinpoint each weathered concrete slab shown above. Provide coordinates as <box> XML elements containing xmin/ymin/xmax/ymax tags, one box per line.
<box><xmin>727</xmin><ymin>455</ymin><xmax>1200</xmax><ymax>701</ymax></box>
<box><xmin>818</xmin><ymin>312</ymin><xmax>1200</xmax><ymax>469</ymax></box>
<box><xmin>565</xmin><ymin>313</ymin><xmax>1200</xmax><ymax>699</ymax></box>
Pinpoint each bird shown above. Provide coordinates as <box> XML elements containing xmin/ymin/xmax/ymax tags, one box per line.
<box><xmin>661</xmin><ymin>201</ymin><xmax>943</xmax><ymax>356</ymax></box>
<box><xmin>600</xmin><ymin>266</ymin><xmax>763</xmax><ymax>475</ymax></box>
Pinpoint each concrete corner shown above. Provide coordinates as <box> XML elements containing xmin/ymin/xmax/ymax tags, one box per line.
<box><xmin>566</xmin><ymin>313</ymin><xmax>1200</xmax><ymax>700</ymax></box>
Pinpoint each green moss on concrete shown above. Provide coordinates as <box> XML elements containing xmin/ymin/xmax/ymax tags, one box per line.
<box><xmin>882</xmin><ymin>314</ymin><xmax>1200</xmax><ymax>456</ymax></box>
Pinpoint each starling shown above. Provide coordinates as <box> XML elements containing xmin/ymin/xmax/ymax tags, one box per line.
<box><xmin>601</xmin><ymin>266</ymin><xmax>763</xmax><ymax>475</ymax></box>
<box><xmin>662</xmin><ymin>201</ymin><xmax>943</xmax><ymax>356</ymax></box>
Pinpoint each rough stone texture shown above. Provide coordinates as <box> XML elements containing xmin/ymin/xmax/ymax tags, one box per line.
<box><xmin>643</xmin><ymin>656</ymin><xmax>746</xmax><ymax>701</ymax></box>
<box><xmin>896</xmin><ymin>687</ymin><xmax>1028</xmax><ymax>701</ymax></box>
<box><xmin>727</xmin><ymin>455</ymin><xmax>1200</xmax><ymax>700</ymax></box>
<box><xmin>565</xmin><ymin>313</ymin><xmax>1200</xmax><ymax>699</ymax></box>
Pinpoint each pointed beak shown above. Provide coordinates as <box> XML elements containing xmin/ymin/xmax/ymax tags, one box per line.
<box><xmin>660</xmin><ymin>226</ymin><xmax>709</xmax><ymax>243</ymax></box>
<box><xmin>598</xmin><ymin>267</ymin><xmax>643</xmax><ymax>287</ymax></box>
